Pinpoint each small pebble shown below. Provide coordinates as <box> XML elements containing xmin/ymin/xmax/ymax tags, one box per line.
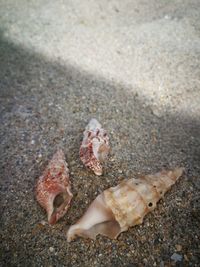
<box><xmin>171</xmin><ymin>253</ymin><xmax>183</xmax><ymax>262</ymax></box>
<box><xmin>49</xmin><ymin>247</ymin><xmax>54</xmax><ymax>253</ymax></box>
<box><xmin>151</xmin><ymin>106</ymin><xmax>162</xmax><ymax>118</ymax></box>
<box><xmin>175</xmin><ymin>244</ymin><xmax>182</xmax><ymax>252</ymax></box>
<box><xmin>164</xmin><ymin>15</ymin><xmax>170</xmax><ymax>20</ymax></box>
<box><xmin>40</xmin><ymin>220</ymin><xmax>47</xmax><ymax>226</ymax></box>
<box><xmin>143</xmin><ymin>258</ymin><xmax>148</xmax><ymax>264</ymax></box>
<box><xmin>184</xmin><ymin>254</ymin><xmax>189</xmax><ymax>261</ymax></box>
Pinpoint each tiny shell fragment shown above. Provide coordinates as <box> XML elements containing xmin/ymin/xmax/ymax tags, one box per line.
<box><xmin>67</xmin><ymin>167</ymin><xmax>184</xmax><ymax>241</ymax></box>
<box><xmin>80</xmin><ymin>118</ymin><xmax>110</xmax><ymax>175</ymax></box>
<box><xmin>35</xmin><ymin>149</ymin><xmax>73</xmax><ymax>224</ymax></box>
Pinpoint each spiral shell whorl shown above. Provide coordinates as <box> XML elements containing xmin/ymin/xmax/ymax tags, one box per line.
<box><xmin>104</xmin><ymin>168</ymin><xmax>184</xmax><ymax>231</ymax></box>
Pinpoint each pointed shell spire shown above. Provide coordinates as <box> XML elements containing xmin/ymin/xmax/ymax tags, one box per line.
<box><xmin>67</xmin><ymin>167</ymin><xmax>184</xmax><ymax>241</ymax></box>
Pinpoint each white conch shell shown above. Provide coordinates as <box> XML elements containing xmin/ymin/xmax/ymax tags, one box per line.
<box><xmin>79</xmin><ymin>118</ymin><xmax>110</xmax><ymax>176</ymax></box>
<box><xmin>67</xmin><ymin>167</ymin><xmax>184</xmax><ymax>241</ymax></box>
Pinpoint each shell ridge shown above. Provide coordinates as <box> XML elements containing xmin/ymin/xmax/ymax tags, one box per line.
<box><xmin>138</xmin><ymin>176</ymin><xmax>161</xmax><ymax>201</ymax></box>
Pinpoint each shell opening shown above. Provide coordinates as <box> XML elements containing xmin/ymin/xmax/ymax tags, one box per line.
<box><xmin>49</xmin><ymin>192</ymin><xmax>71</xmax><ymax>224</ymax></box>
<box><xmin>97</xmin><ymin>143</ymin><xmax>110</xmax><ymax>162</ymax></box>
<box><xmin>67</xmin><ymin>194</ymin><xmax>121</xmax><ymax>242</ymax></box>
<box><xmin>82</xmin><ymin>220</ymin><xmax>121</xmax><ymax>240</ymax></box>
<box><xmin>67</xmin><ymin>220</ymin><xmax>121</xmax><ymax>242</ymax></box>
<box><xmin>53</xmin><ymin>193</ymin><xmax>67</xmax><ymax>209</ymax></box>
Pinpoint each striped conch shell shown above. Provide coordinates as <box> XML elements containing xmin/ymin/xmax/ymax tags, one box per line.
<box><xmin>79</xmin><ymin>118</ymin><xmax>110</xmax><ymax>176</ymax></box>
<box><xmin>67</xmin><ymin>167</ymin><xmax>184</xmax><ymax>241</ymax></box>
<box><xmin>35</xmin><ymin>149</ymin><xmax>73</xmax><ymax>225</ymax></box>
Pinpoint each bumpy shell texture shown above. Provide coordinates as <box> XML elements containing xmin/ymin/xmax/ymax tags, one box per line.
<box><xmin>35</xmin><ymin>149</ymin><xmax>73</xmax><ymax>225</ymax></box>
<box><xmin>79</xmin><ymin>118</ymin><xmax>110</xmax><ymax>175</ymax></box>
<box><xmin>67</xmin><ymin>167</ymin><xmax>184</xmax><ymax>241</ymax></box>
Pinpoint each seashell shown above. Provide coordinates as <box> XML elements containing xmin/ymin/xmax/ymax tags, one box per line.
<box><xmin>79</xmin><ymin>118</ymin><xmax>110</xmax><ymax>176</ymax></box>
<box><xmin>67</xmin><ymin>167</ymin><xmax>184</xmax><ymax>241</ymax></box>
<box><xmin>35</xmin><ymin>149</ymin><xmax>73</xmax><ymax>225</ymax></box>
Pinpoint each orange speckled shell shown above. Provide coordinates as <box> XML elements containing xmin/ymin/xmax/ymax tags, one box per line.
<box><xmin>35</xmin><ymin>149</ymin><xmax>73</xmax><ymax>224</ymax></box>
